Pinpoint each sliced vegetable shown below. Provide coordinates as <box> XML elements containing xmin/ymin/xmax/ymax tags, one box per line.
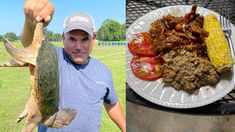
<box><xmin>128</xmin><ymin>32</ymin><xmax>156</xmax><ymax>57</ymax></box>
<box><xmin>130</xmin><ymin>56</ymin><xmax>164</xmax><ymax>81</ymax></box>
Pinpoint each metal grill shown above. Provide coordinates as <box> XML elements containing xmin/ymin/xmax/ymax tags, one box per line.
<box><xmin>126</xmin><ymin>0</ymin><xmax>235</xmax><ymax>114</ymax></box>
<box><xmin>127</xmin><ymin>0</ymin><xmax>235</xmax><ymax>28</ymax></box>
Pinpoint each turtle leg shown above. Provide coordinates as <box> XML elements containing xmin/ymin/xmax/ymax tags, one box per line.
<box><xmin>3</xmin><ymin>38</ymin><xmax>37</xmax><ymax>65</ymax></box>
<box><xmin>43</xmin><ymin>108</ymin><xmax>77</xmax><ymax>128</ymax></box>
<box><xmin>17</xmin><ymin>88</ymin><xmax>43</xmax><ymax>132</ymax></box>
<box><xmin>18</xmin><ymin>102</ymin><xmax>43</xmax><ymax>132</ymax></box>
<box><xmin>21</xmin><ymin>112</ymin><xmax>42</xmax><ymax>132</ymax></box>
<box><xmin>0</xmin><ymin>59</ymin><xmax>28</xmax><ymax>67</ymax></box>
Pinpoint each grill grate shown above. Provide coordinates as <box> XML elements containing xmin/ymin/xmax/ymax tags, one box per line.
<box><xmin>126</xmin><ymin>0</ymin><xmax>235</xmax><ymax>28</ymax></box>
<box><xmin>126</xmin><ymin>0</ymin><xmax>235</xmax><ymax>114</ymax></box>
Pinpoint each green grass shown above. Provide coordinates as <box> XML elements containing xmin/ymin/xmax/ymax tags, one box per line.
<box><xmin>0</xmin><ymin>41</ymin><xmax>126</xmax><ymax>131</ymax></box>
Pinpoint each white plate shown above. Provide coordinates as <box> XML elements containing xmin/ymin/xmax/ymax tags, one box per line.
<box><xmin>126</xmin><ymin>5</ymin><xmax>235</xmax><ymax>109</ymax></box>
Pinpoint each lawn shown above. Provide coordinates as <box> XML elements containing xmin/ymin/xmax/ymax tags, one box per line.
<box><xmin>0</xmin><ymin>41</ymin><xmax>126</xmax><ymax>131</ymax></box>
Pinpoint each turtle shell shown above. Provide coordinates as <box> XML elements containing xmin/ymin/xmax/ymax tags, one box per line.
<box><xmin>36</xmin><ymin>40</ymin><xmax>59</xmax><ymax>116</ymax></box>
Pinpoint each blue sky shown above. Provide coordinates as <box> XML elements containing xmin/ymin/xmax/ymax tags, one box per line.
<box><xmin>0</xmin><ymin>0</ymin><xmax>125</xmax><ymax>35</ymax></box>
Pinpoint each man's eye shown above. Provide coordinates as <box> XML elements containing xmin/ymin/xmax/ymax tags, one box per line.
<box><xmin>69</xmin><ymin>37</ymin><xmax>76</xmax><ymax>41</ymax></box>
<box><xmin>82</xmin><ymin>36</ymin><xmax>89</xmax><ymax>41</ymax></box>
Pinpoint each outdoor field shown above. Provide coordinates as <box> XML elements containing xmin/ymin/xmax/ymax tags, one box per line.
<box><xmin>0</xmin><ymin>41</ymin><xmax>126</xmax><ymax>131</ymax></box>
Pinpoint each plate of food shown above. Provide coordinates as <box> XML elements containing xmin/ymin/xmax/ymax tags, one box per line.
<box><xmin>126</xmin><ymin>4</ymin><xmax>235</xmax><ymax>108</ymax></box>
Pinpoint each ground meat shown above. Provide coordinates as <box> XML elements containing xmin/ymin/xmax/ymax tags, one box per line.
<box><xmin>162</xmin><ymin>50</ymin><xmax>220</xmax><ymax>92</ymax></box>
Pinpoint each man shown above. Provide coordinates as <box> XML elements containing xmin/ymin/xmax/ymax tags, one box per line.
<box><xmin>22</xmin><ymin>0</ymin><xmax>126</xmax><ymax>131</ymax></box>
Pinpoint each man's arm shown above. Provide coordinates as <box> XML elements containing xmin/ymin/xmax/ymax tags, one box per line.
<box><xmin>21</xmin><ymin>0</ymin><xmax>54</xmax><ymax>47</ymax></box>
<box><xmin>104</xmin><ymin>101</ymin><xmax>126</xmax><ymax>132</ymax></box>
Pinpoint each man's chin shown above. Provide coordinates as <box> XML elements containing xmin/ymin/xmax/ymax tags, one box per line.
<box><xmin>67</xmin><ymin>53</ymin><xmax>88</xmax><ymax>64</ymax></box>
<box><xmin>72</xmin><ymin>58</ymin><xmax>88</xmax><ymax>64</ymax></box>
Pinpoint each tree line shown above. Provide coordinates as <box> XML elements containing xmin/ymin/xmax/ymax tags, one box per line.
<box><xmin>0</xmin><ymin>19</ymin><xmax>125</xmax><ymax>42</ymax></box>
<box><xmin>0</xmin><ymin>30</ymin><xmax>63</xmax><ymax>42</ymax></box>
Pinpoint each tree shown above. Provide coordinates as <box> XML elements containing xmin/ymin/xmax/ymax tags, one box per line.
<box><xmin>97</xmin><ymin>19</ymin><xmax>125</xmax><ymax>41</ymax></box>
<box><xmin>45</xmin><ymin>30</ymin><xmax>61</xmax><ymax>41</ymax></box>
<box><xmin>0</xmin><ymin>35</ymin><xmax>2</xmax><ymax>42</ymax></box>
<box><xmin>120</xmin><ymin>24</ymin><xmax>126</xmax><ymax>40</ymax></box>
<box><xmin>45</xmin><ymin>30</ymin><xmax>54</xmax><ymax>41</ymax></box>
<box><xmin>4</xmin><ymin>32</ymin><xmax>19</xmax><ymax>41</ymax></box>
<box><xmin>1</xmin><ymin>30</ymin><xmax>61</xmax><ymax>42</ymax></box>
<box><xmin>53</xmin><ymin>33</ymin><xmax>61</xmax><ymax>41</ymax></box>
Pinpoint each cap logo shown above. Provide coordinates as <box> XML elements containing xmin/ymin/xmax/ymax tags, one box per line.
<box><xmin>70</xmin><ymin>16</ymin><xmax>89</xmax><ymax>23</ymax></box>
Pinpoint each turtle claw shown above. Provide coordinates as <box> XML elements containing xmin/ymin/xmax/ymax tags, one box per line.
<box><xmin>17</xmin><ymin>109</ymin><xmax>29</xmax><ymax>123</ymax></box>
<box><xmin>0</xmin><ymin>59</ymin><xmax>28</xmax><ymax>67</ymax></box>
<box><xmin>21</xmin><ymin>110</ymin><xmax>42</xmax><ymax>132</ymax></box>
<box><xmin>21</xmin><ymin>114</ymin><xmax>42</xmax><ymax>132</ymax></box>
<box><xmin>16</xmin><ymin>107</ymin><xmax>42</xmax><ymax>132</ymax></box>
<box><xmin>43</xmin><ymin>108</ymin><xmax>77</xmax><ymax>128</ymax></box>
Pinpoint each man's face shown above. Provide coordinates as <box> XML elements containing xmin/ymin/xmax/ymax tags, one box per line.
<box><xmin>63</xmin><ymin>29</ymin><xmax>95</xmax><ymax>64</ymax></box>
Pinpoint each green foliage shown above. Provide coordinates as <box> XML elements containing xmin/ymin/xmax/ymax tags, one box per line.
<box><xmin>0</xmin><ymin>30</ymin><xmax>61</xmax><ymax>42</ymax></box>
<box><xmin>4</xmin><ymin>32</ymin><xmax>19</xmax><ymax>41</ymax></box>
<box><xmin>45</xmin><ymin>30</ymin><xmax>61</xmax><ymax>42</ymax></box>
<box><xmin>97</xmin><ymin>19</ymin><xmax>125</xmax><ymax>41</ymax></box>
<box><xmin>53</xmin><ymin>33</ymin><xmax>62</xmax><ymax>41</ymax></box>
<box><xmin>0</xmin><ymin>35</ymin><xmax>2</xmax><ymax>42</ymax></box>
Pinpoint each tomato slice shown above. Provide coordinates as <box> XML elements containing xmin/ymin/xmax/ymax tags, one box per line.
<box><xmin>128</xmin><ymin>32</ymin><xmax>155</xmax><ymax>57</ymax></box>
<box><xmin>130</xmin><ymin>56</ymin><xmax>164</xmax><ymax>81</ymax></box>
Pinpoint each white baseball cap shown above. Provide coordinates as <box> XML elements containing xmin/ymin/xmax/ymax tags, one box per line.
<box><xmin>63</xmin><ymin>12</ymin><xmax>95</xmax><ymax>37</ymax></box>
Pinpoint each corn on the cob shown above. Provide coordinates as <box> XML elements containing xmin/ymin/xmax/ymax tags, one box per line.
<box><xmin>203</xmin><ymin>14</ymin><xmax>234</xmax><ymax>73</ymax></box>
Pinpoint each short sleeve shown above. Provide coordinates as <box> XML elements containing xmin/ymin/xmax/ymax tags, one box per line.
<box><xmin>103</xmin><ymin>69</ymin><xmax>118</xmax><ymax>105</ymax></box>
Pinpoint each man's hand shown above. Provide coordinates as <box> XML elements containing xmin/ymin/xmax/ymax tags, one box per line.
<box><xmin>24</xmin><ymin>0</ymin><xmax>54</xmax><ymax>26</ymax></box>
<box><xmin>21</xmin><ymin>0</ymin><xmax>54</xmax><ymax>47</ymax></box>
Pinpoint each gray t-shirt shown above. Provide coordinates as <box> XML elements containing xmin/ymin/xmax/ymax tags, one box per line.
<box><xmin>38</xmin><ymin>46</ymin><xmax>118</xmax><ymax>132</ymax></box>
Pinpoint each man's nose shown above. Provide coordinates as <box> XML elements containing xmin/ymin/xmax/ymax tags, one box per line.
<box><xmin>75</xmin><ymin>42</ymin><xmax>82</xmax><ymax>50</ymax></box>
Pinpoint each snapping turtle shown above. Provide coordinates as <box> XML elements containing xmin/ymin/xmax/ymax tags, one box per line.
<box><xmin>0</xmin><ymin>22</ymin><xmax>76</xmax><ymax>132</ymax></box>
